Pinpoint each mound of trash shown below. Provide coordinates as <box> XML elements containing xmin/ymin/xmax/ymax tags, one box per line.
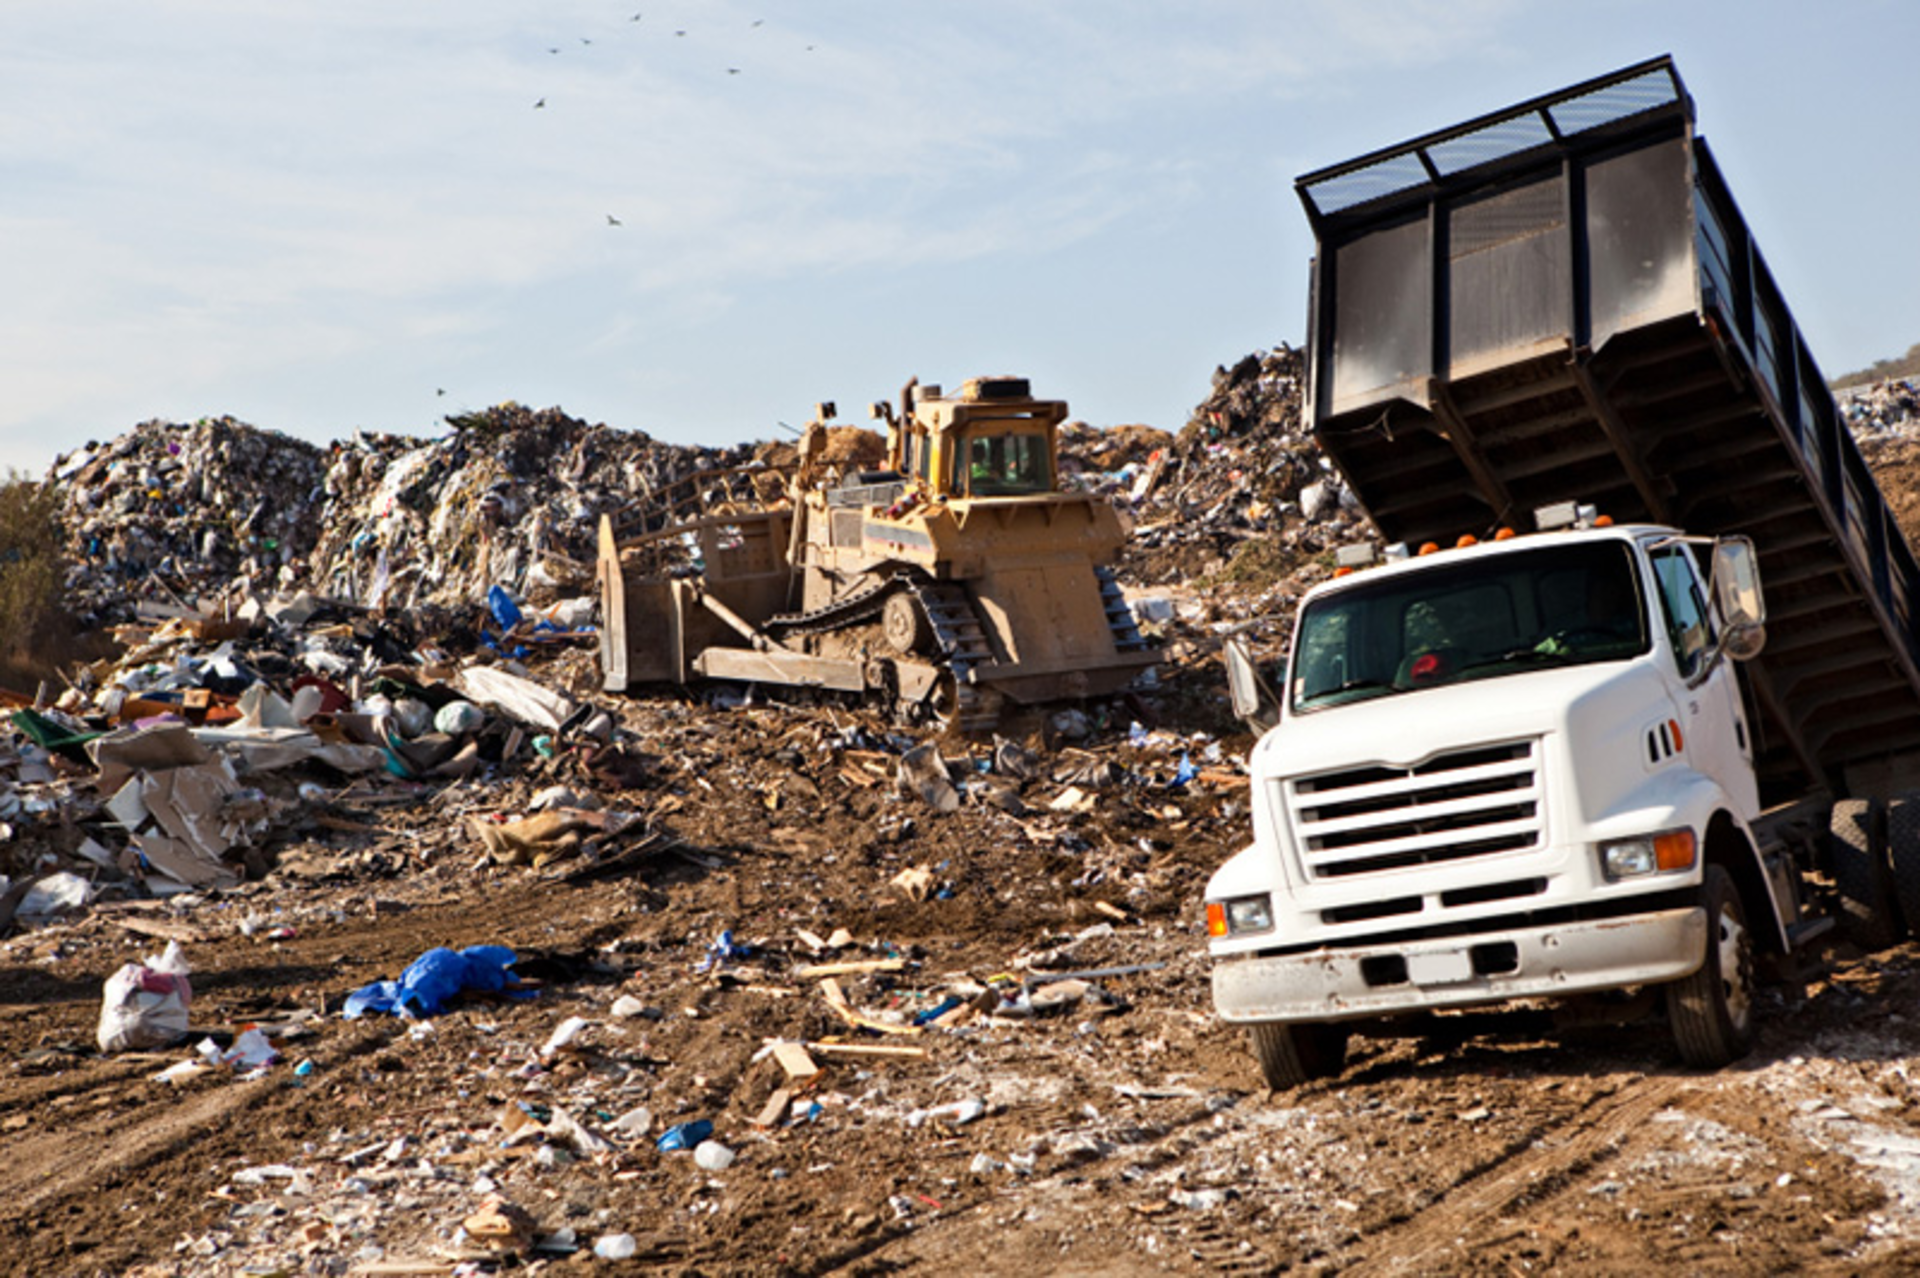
<box><xmin>50</xmin><ymin>406</ymin><xmax>743</xmax><ymax>627</ymax></box>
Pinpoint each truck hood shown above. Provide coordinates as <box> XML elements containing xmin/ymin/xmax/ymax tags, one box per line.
<box><xmin>1257</xmin><ymin>659</ymin><xmax>1668</xmax><ymax>781</ymax></box>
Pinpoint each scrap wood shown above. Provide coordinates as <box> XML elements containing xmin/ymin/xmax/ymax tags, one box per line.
<box><xmin>111</xmin><ymin>915</ymin><xmax>211</xmax><ymax>944</ymax></box>
<box><xmin>791</xmin><ymin>957</ymin><xmax>906</xmax><ymax>979</ymax></box>
<box><xmin>771</xmin><ymin>1040</ymin><xmax>821</xmax><ymax>1080</ymax></box>
<box><xmin>753</xmin><ymin>1087</ymin><xmax>794</xmax><ymax>1129</ymax></box>
<box><xmin>719</xmin><ymin>981</ymin><xmax>799</xmax><ymax>999</ymax></box>
<box><xmin>555</xmin><ymin>830</ymin><xmax>677</xmax><ymax>885</ymax></box>
<box><xmin>314</xmin><ymin>814</ymin><xmax>388</xmax><ymax>835</ymax></box>
<box><xmin>931</xmin><ymin>1000</ymin><xmax>981</xmax><ymax>1029</ymax></box>
<box><xmin>807</xmin><ymin>1040</ymin><xmax>929</xmax><ymax>1059</ymax></box>
<box><xmin>1092</xmin><ymin>900</ymin><xmax>1131</xmax><ymax>923</ymax></box>
<box><xmin>818</xmin><ymin>978</ymin><xmax>921</xmax><ymax>1037</ymax></box>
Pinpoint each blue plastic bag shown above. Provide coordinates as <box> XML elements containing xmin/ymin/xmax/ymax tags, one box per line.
<box><xmin>342</xmin><ymin>945</ymin><xmax>528</xmax><ymax>1019</ymax></box>
<box><xmin>657</xmin><ymin>1120</ymin><xmax>713</xmax><ymax>1152</ymax></box>
<box><xmin>487</xmin><ymin>585</ymin><xmax>524</xmax><ymax>631</ymax></box>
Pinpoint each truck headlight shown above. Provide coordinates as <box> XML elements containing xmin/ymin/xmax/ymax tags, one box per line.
<box><xmin>1207</xmin><ymin>894</ymin><xmax>1274</xmax><ymax>937</ymax></box>
<box><xmin>1598</xmin><ymin>828</ymin><xmax>1696</xmax><ymax>881</ymax></box>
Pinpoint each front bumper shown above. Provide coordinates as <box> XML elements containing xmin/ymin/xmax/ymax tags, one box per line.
<box><xmin>1211</xmin><ymin>906</ymin><xmax>1705</xmax><ymax>1024</ymax></box>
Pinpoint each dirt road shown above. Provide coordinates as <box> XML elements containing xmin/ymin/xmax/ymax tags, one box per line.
<box><xmin>6</xmin><ymin>687</ymin><xmax>1920</xmax><ymax>1277</ymax></box>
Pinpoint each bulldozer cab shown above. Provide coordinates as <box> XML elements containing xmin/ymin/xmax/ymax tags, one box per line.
<box><xmin>892</xmin><ymin>377</ymin><xmax>1067</xmax><ymax>501</ymax></box>
<box><xmin>957</xmin><ymin>427</ymin><xmax>1053</xmax><ymax>497</ymax></box>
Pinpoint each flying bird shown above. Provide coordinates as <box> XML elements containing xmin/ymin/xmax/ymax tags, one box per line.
<box><xmin>607</xmin><ymin>214</ymin><xmax>623</xmax><ymax>226</ymax></box>
<box><xmin>727</xmin><ymin>67</ymin><xmax>740</xmax><ymax>75</ymax></box>
<box><xmin>534</xmin><ymin>97</ymin><xmax>545</xmax><ymax>108</ymax></box>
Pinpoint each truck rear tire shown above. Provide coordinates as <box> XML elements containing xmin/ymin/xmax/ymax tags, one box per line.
<box><xmin>1886</xmin><ymin>794</ymin><xmax>1920</xmax><ymax>935</ymax></box>
<box><xmin>1248</xmin><ymin>1021</ymin><xmax>1348</xmax><ymax>1090</ymax></box>
<box><xmin>1830</xmin><ymin>797</ymin><xmax>1904</xmax><ymax>951</ymax></box>
<box><xmin>1668</xmin><ymin>864</ymin><xmax>1755</xmax><ymax>1067</ymax></box>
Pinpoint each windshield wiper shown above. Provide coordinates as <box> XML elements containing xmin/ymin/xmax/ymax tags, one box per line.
<box><xmin>1298</xmin><ymin>677</ymin><xmax>1393</xmax><ymax>707</ymax></box>
<box><xmin>1462</xmin><ymin>646</ymin><xmax>1574</xmax><ymax>673</ymax></box>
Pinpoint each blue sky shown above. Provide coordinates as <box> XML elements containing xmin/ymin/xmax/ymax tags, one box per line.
<box><xmin>4</xmin><ymin>1</ymin><xmax>1916</xmax><ymax>476</ymax></box>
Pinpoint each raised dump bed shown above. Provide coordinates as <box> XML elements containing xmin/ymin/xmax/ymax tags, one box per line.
<box><xmin>1293</xmin><ymin>55</ymin><xmax>1920</xmax><ymax>807</ymax></box>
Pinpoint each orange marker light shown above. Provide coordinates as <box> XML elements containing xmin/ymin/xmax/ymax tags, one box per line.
<box><xmin>1653</xmin><ymin>829</ymin><xmax>1697</xmax><ymax>871</ymax></box>
<box><xmin>1205</xmin><ymin>902</ymin><xmax>1228</xmax><ymax>938</ymax></box>
<box><xmin>1668</xmin><ymin>718</ymin><xmax>1684</xmax><ymax>751</ymax></box>
<box><xmin>1456</xmin><ymin>534</ymin><xmax>1478</xmax><ymax>548</ymax></box>
<box><xmin>1333</xmin><ymin>566</ymin><xmax>1354</xmax><ymax>578</ymax></box>
<box><xmin>1594</xmin><ymin>514</ymin><xmax>1614</xmax><ymax>527</ymax></box>
<box><xmin>1418</xmin><ymin>542</ymin><xmax>1440</xmax><ymax>557</ymax></box>
<box><xmin>1494</xmin><ymin>527</ymin><xmax>1517</xmax><ymax>540</ymax></box>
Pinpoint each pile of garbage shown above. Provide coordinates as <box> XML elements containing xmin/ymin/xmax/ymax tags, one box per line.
<box><xmin>52</xmin><ymin>416</ymin><xmax>330</xmax><ymax>630</ymax></box>
<box><xmin>1840</xmin><ymin>378</ymin><xmax>1920</xmax><ymax>440</ymax></box>
<box><xmin>0</xmin><ymin>571</ymin><xmax>640</xmax><ymax>904</ymax></box>
<box><xmin>49</xmin><ymin>405</ymin><xmax>742</xmax><ymax>629</ymax></box>
<box><xmin>1056</xmin><ymin>346</ymin><xmax>1358</xmax><ymax>604</ymax></box>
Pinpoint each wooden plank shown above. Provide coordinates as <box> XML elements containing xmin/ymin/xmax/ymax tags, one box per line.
<box><xmin>807</xmin><ymin>1041</ymin><xmax>929</xmax><ymax>1059</ymax></box>
<box><xmin>112</xmin><ymin>916</ymin><xmax>211</xmax><ymax>944</ymax></box>
<box><xmin>818</xmin><ymin>979</ymin><xmax>921</xmax><ymax>1037</ymax></box>
<box><xmin>753</xmin><ymin>1087</ymin><xmax>793</xmax><ymax>1129</ymax></box>
<box><xmin>771</xmin><ymin>1040</ymin><xmax>821</xmax><ymax>1080</ymax></box>
<box><xmin>792</xmin><ymin>958</ymin><xmax>906</xmax><ymax>979</ymax></box>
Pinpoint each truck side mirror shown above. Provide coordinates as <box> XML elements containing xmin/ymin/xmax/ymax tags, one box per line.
<box><xmin>1224</xmin><ymin>636</ymin><xmax>1281</xmax><ymax>732</ymax></box>
<box><xmin>1712</xmin><ymin>535</ymin><xmax>1766</xmax><ymax>661</ymax></box>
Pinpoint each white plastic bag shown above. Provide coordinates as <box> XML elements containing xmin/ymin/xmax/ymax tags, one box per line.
<box><xmin>96</xmin><ymin>941</ymin><xmax>193</xmax><ymax>1053</ymax></box>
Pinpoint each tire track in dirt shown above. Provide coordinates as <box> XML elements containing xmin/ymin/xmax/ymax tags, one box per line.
<box><xmin>1332</xmin><ymin>1075</ymin><xmax>1695</xmax><ymax>1276</ymax></box>
<box><xmin>0</xmin><ymin>876</ymin><xmax>614</xmax><ymax>1266</ymax></box>
<box><xmin>0</xmin><ymin>1020</ymin><xmax>393</xmax><ymax>1233</ymax></box>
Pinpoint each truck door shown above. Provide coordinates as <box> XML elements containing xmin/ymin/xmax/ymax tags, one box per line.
<box><xmin>1647</xmin><ymin>542</ymin><xmax>1760</xmax><ymax>820</ymax></box>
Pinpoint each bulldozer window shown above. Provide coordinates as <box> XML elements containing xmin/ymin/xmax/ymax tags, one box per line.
<box><xmin>961</xmin><ymin>432</ymin><xmax>1051</xmax><ymax>496</ymax></box>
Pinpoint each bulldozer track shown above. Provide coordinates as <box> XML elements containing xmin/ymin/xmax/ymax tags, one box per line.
<box><xmin>1095</xmin><ymin>565</ymin><xmax>1150</xmax><ymax>654</ymax></box>
<box><xmin>764</xmin><ymin>574</ymin><xmax>902</xmax><ymax>639</ymax></box>
<box><xmin>907</xmin><ymin>578</ymin><xmax>999</xmax><ymax>732</ymax></box>
<box><xmin>760</xmin><ymin>575</ymin><xmax>1001</xmax><ymax>730</ymax></box>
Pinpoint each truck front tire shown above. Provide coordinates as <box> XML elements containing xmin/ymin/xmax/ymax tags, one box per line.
<box><xmin>1668</xmin><ymin>864</ymin><xmax>1755</xmax><ymax>1067</ymax></box>
<box><xmin>1248</xmin><ymin>1020</ymin><xmax>1348</xmax><ymax>1090</ymax></box>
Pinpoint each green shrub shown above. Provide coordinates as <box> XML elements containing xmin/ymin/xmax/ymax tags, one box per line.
<box><xmin>0</xmin><ymin>472</ymin><xmax>68</xmax><ymax>677</ymax></box>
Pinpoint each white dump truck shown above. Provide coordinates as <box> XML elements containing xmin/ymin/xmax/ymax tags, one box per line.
<box><xmin>1207</xmin><ymin>57</ymin><xmax>1920</xmax><ymax>1087</ymax></box>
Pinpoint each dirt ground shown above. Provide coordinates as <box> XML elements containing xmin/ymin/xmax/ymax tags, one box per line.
<box><xmin>6</xmin><ymin>636</ymin><xmax>1920</xmax><ymax>1278</ymax></box>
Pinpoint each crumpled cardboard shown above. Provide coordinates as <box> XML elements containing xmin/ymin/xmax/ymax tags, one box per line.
<box><xmin>97</xmin><ymin>724</ymin><xmax>247</xmax><ymax>888</ymax></box>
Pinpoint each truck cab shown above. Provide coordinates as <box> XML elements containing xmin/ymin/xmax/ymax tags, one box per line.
<box><xmin>1210</xmin><ymin>514</ymin><xmax>1774</xmax><ymax>1082</ymax></box>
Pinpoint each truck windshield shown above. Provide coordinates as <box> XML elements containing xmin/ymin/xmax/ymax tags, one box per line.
<box><xmin>1290</xmin><ymin>541</ymin><xmax>1649</xmax><ymax>712</ymax></box>
<box><xmin>959</xmin><ymin>431</ymin><xmax>1052</xmax><ymax>496</ymax></box>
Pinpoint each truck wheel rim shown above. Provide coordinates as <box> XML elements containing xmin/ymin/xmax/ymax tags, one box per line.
<box><xmin>1718</xmin><ymin>904</ymin><xmax>1752</xmax><ymax>1029</ymax></box>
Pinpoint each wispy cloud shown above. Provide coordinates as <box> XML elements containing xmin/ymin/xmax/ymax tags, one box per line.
<box><xmin>0</xmin><ymin>0</ymin><xmax>1600</xmax><ymax>472</ymax></box>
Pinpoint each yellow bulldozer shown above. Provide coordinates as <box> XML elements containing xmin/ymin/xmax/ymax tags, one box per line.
<box><xmin>595</xmin><ymin>375</ymin><xmax>1154</xmax><ymax>729</ymax></box>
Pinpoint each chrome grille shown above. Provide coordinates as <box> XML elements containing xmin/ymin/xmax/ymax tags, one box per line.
<box><xmin>1285</xmin><ymin>740</ymin><xmax>1543</xmax><ymax>879</ymax></box>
